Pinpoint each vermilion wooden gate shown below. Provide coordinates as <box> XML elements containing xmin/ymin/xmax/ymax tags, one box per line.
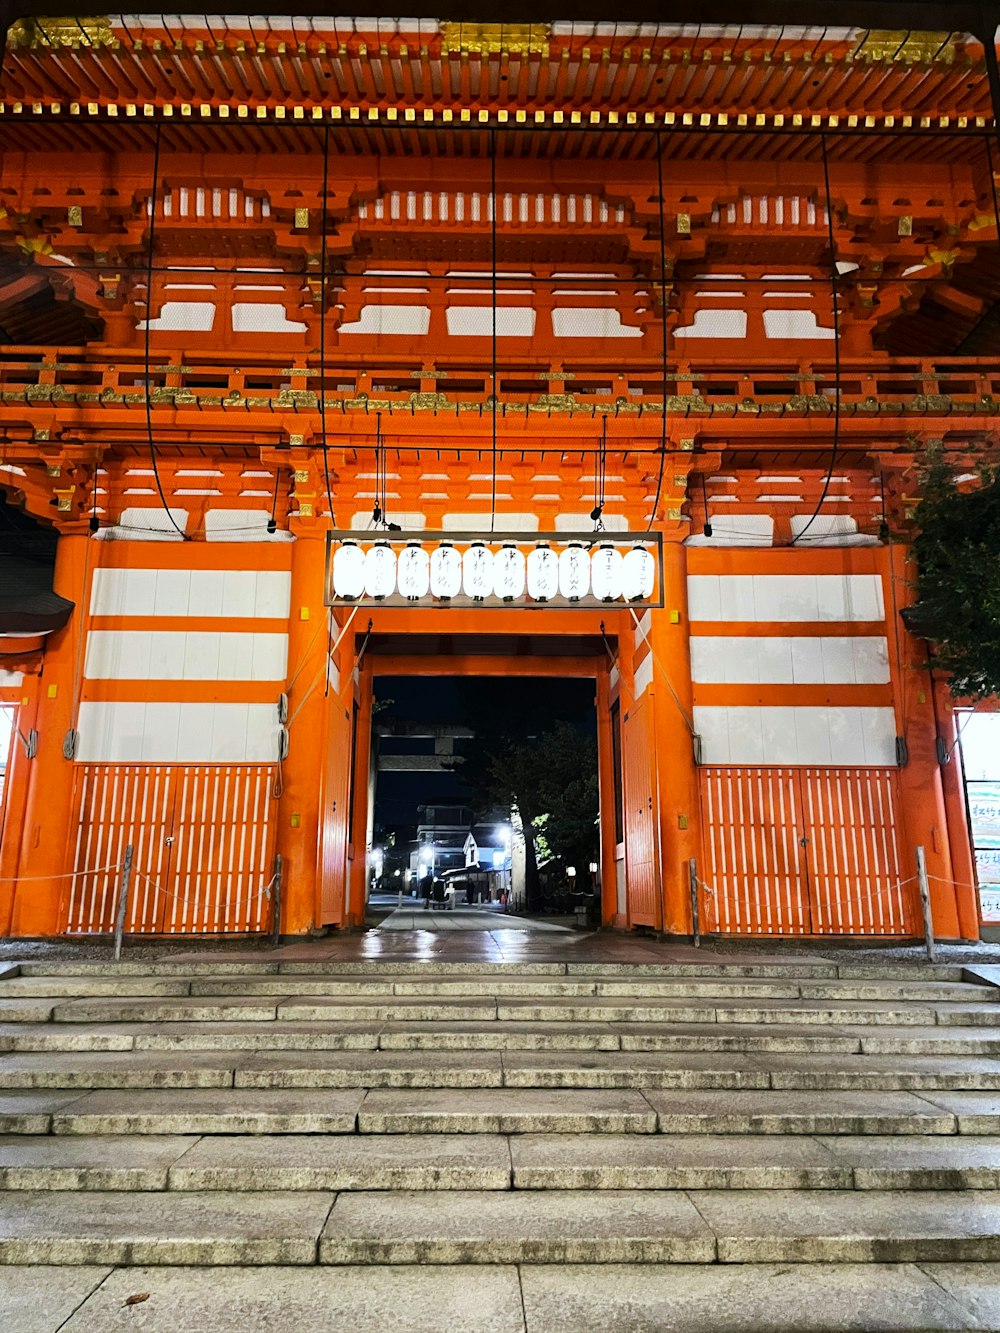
<box><xmin>699</xmin><ymin>766</ymin><xmax>913</xmax><ymax>936</ymax></box>
<box><xmin>622</xmin><ymin>693</ymin><xmax>661</xmax><ymax>928</ymax></box>
<box><xmin>64</xmin><ymin>764</ymin><xmax>277</xmax><ymax>934</ymax></box>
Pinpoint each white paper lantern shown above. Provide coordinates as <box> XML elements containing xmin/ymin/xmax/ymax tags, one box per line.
<box><xmin>558</xmin><ymin>542</ymin><xmax>590</xmax><ymax>600</ymax></box>
<box><xmin>331</xmin><ymin>540</ymin><xmax>364</xmax><ymax>599</ymax></box>
<box><xmin>492</xmin><ymin>543</ymin><xmax>526</xmax><ymax>600</ymax></box>
<box><xmin>591</xmin><ymin>543</ymin><xmax>624</xmax><ymax>601</ymax></box>
<box><xmin>430</xmin><ymin>543</ymin><xmax>462</xmax><ymax>599</ymax></box>
<box><xmin>364</xmin><ymin>541</ymin><xmax>396</xmax><ymax>599</ymax></box>
<box><xmin>397</xmin><ymin>542</ymin><xmax>430</xmax><ymax>600</ymax></box>
<box><xmin>527</xmin><ymin>543</ymin><xmax>559</xmax><ymax>601</ymax></box>
<box><xmin>463</xmin><ymin>542</ymin><xmax>495</xmax><ymax>600</ymax></box>
<box><xmin>623</xmin><ymin>545</ymin><xmax>656</xmax><ymax>601</ymax></box>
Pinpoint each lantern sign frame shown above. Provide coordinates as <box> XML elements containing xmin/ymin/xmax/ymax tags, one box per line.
<box><xmin>325</xmin><ymin>531</ymin><xmax>664</xmax><ymax>610</ymax></box>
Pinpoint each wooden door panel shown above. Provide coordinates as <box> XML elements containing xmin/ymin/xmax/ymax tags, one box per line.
<box><xmin>622</xmin><ymin>694</ymin><xmax>660</xmax><ymax>928</ymax></box>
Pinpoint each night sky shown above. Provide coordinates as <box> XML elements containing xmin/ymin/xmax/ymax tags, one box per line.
<box><xmin>372</xmin><ymin>675</ymin><xmax>597</xmax><ymax>832</ymax></box>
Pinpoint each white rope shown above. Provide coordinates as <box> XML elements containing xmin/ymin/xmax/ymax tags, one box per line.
<box><xmin>0</xmin><ymin>862</ymin><xmax>120</xmax><ymax>884</ymax></box>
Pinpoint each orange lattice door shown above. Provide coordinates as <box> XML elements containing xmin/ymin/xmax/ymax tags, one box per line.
<box><xmin>621</xmin><ymin>694</ymin><xmax>661</xmax><ymax>928</ymax></box>
<box><xmin>164</xmin><ymin>765</ymin><xmax>276</xmax><ymax>933</ymax></box>
<box><xmin>799</xmin><ymin>767</ymin><xmax>914</xmax><ymax>935</ymax></box>
<box><xmin>699</xmin><ymin>767</ymin><xmax>810</xmax><ymax>934</ymax></box>
<box><xmin>66</xmin><ymin>764</ymin><xmax>175</xmax><ymax>933</ymax></box>
<box><xmin>67</xmin><ymin>763</ymin><xmax>276</xmax><ymax>934</ymax></box>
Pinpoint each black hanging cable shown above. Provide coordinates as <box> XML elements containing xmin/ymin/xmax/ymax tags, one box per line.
<box><xmin>790</xmin><ymin>132</ymin><xmax>842</xmax><ymax>546</ymax></box>
<box><xmin>144</xmin><ymin>122</ymin><xmax>189</xmax><ymax>540</ymax></box>
<box><xmin>646</xmin><ymin>131</ymin><xmax>668</xmax><ymax>535</ymax></box>
<box><xmin>318</xmin><ymin>122</ymin><xmax>335</xmax><ymax>526</ymax></box>
<box><xmin>89</xmin><ymin>461</ymin><xmax>101</xmax><ymax>535</ymax></box>
<box><xmin>701</xmin><ymin>473</ymin><xmax>713</xmax><ymax>538</ymax></box>
<box><xmin>490</xmin><ymin>126</ymin><xmax>498</xmax><ymax>535</ymax></box>
<box><xmin>266</xmin><ymin>466</ymin><xmax>280</xmax><ymax>535</ymax></box>
<box><xmin>591</xmin><ymin>414</ymin><xmax>607</xmax><ymax>530</ymax></box>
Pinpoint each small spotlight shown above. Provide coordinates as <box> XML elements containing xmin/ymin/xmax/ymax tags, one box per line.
<box><xmin>387</xmin><ymin>521</ymin><xmax>402</xmax><ymax>532</ymax></box>
<box><xmin>89</xmin><ymin>515</ymin><xmax>100</xmax><ymax>534</ymax></box>
<box><xmin>590</xmin><ymin>504</ymin><xmax>603</xmax><ymax>522</ymax></box>
<box><xmin>702</xmin><ymin>522</ymin><xmax>713</xmax><ymax>537</ymax></box>
<box><xmin>266</xmin><ymin>517</ymin><xmax>277</xmax><ymax>534</ymax></box>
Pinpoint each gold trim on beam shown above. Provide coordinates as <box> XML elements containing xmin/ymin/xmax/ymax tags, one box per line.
<box><xmin>7</xmin><ymin>16</ymin><xmax>116</xmax><ymax>49</ymax></box>
<box><xmin>441</xmin><ymin>23</ymin><xmax>549</xmax><ymax>56</ymax></box>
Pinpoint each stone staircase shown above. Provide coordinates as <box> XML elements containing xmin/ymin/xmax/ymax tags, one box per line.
<box><xmin>1</xmin><ymin>955</ymin><xmax>999</xmax><ymax>1331</ymax></box>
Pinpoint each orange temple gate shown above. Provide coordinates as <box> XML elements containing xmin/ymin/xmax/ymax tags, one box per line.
<box><xmin>0</xmin><ymin>14</ymin><xmax>992</xmax><ymax>942</ymax></box>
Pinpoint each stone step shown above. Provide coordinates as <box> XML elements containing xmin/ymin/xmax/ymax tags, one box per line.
<box><xmin>8</xmin><ymin>1262</ymin><xmax>999</xmax><ymax>1332</ymax></box>
<box><xmin>356</xmin><ymin>1089</ymin><xmax>658</xmax><ymax>1134</ymax></box>
<box><xmin>47</xmin><ymin>1089</ymin><xmax>365</xmax><ymax>1136</ymax></box>
<box><xmin>0</xmin><ymin>1189</ymin><xmax>334</xmax><ymax>1265</ymax></box>
<box><xmin>518</xmin><ymin>1262</ymin><xmax>1000</xmax><ymax>1332</ymax></box>
<box><xmin>0</xmin><ymin>1047</ymin><xmax>997</xmax><ymax>1093</ymax></box>
<box><xmin>316</xmin><ymin>1188</ymin><xmax>1000</xmax><ymax>1264</ymax></box>
<box><xmin>4</xmin><ymin>1131</ymin><xmax>1000</xmax><ymax>1195</ymax></box>
<box><xmin>643</xmin><ymin>1089</ymin><xmax>958</xmax><ymax>1134</ymax></box>
<box><xmin>510</xmin><ymin>1133</ymin><xmax>1000</xmax><ymax>1191</ymax></box>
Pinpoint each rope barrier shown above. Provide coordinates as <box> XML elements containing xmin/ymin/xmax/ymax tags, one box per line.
<box><xmin>130</xmin><ymin>868</ymin><xmax>276</xmax><ymax>907</ymax></box>
<box><xmin>0</xmin><ymin>862</ymin><xmax>121</xmax><ymax>884</ymax></box>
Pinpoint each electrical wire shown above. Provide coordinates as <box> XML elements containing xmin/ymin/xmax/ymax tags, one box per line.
<box><xmin>646</xmin><ymin>130</ymin><xmax>668</xmax><ymax>535</ymax></box>
<box><xmin>318</xmin><ymin>121</ymin><xmax>335</xmax><ymax>526</ymax></box>
<box><xmin>789</xmin><ymin>132</ymin><xmax>842</xmax><ymax>546</ymax></box>
<box><xmin>490</xmin><ymin>126</ymin><xmax>498</xmax><ymax>535</ymax></box>
<box><xmin>143</xmin><ymin>122</ymin><xmax>189</xmax><ymax>541</ymax></box>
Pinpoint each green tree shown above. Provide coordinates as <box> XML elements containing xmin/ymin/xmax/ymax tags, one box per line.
<box><xmin>903</xmin><ymin>446</ymin><xmax>1000</xmax><ymax>700</ymax></box>
<box><xmin>473</xmin><ymin>721</ymin><xmax>599</xmax><ymax>911</ymax></box>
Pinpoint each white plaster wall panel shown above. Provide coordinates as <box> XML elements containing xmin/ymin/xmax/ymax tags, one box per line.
<box><xmin>819</xmin><ymin>636</ymin><xmax>858</xmax><ymax>684</ymax></box>
<box><xmin>75</xmin><ymin>701</ymin><xmax>114</xmax><ymax>762</ymax></box>
<box><xmin>793</xmin><ymin>708</ymin><xmax>833</xmax><ymax>763</ymax></box>
<box><xmin>753</xmin><ymin>574</ymin><xmax>818</xmax><ymax>621</ymax></box>
<box><xmin>726</xmin><ymin>706</ymin><xmax>765</xmax><ymax>763</ymax></box>
<box><xmin>0</xmin><ymin>670</ymin><xmax>23</xmax><ymax>687</ymax></box>
<box><xmin>90</xmin><ymin>568</ymin><xmax>155</xmax><ymax>616</ymax></box>
<box><xmin>84</xmin><ymin>631</ymin><xmax>148</xmax><ymax>680</ymax></box>
<box><xmin>174</xmin><ymin>704</ymin><xmax>218</xmax><ymax>762</ymax></box>
<box><xmin>861</xmin><ymin>708</ymin><xmax>898</xmax><ymax>765</ymax></box>
<box><xmin>182</xmin><ymin>632</ymin><xmax>222</xmax><ymax>680</ymax></box>
<box><xmin>245</xmin><ymin>704</ymin><xmax>282</xmax><ymax>762</ymax></box>
<box><xmin>251</xmin><ymin>633</ymin><xmax>288</xmax><ymax>681</ymax></box>
<box><xmin>725</xmin><ymin>641</ymin><xmax>759</xmax><ymax>685</ymax></box>
<box><xmin>693</xmin><ymin>706</ymin><xmax>731</xmax><ymax>763</ymax></box>
<box><xmin>103</xmin><ymin>701</ymin><xmax>149</xmax><ymax>763</ymax></box>
<box><xmin>148</xmin><ymin>631</ymin><xmax>186</xmax><ymax>680</ymax></box>
<box><xmin>190</xmin><ymin>570</ymin><xmax>226</xmax><ymax>618</ymax></box>
<box><xmin>209</xmin><ymin>703</ymin><xmax>250</xmax><ymax>761</ymax></box>
<box><xmin>254</xmin><ymin>570</ymin><xmax>292</xmax><ymax>617</ymax></box>
<box><xmin>695</xmin><ymin>704</ymin><xmax>897</xmax><ymax>766</ymax></box>
<box><xmin>759</xmin><ymin>706</ymin><xmax>798</xmax><ymax>763</ymax></box>
<box><xmin>853</xmin><ymin>637</ymin><xmax>891</xmax><ymax>684</ymax></box>
<box><xmin>817</xmin><ymin>574</ymin><xmax>884</xmax><ymax>622</ymax></box>
<box><xmin>755</xmin><ymin>637</ymin><xmax>794</xmax><ymax>684</ymax></box>
<box><xmin>686</xmin><ymin>575</ymin><xmax>722</xmax><ymax>621</ymax></box>
<box><xmin>790</xmin><ymin>637</ymin><xmax>824</xmax><ymax>684</ymax></box>
<box><xmin>718</xmin><ymin>574</ymin><xmax>753</xmax><ymax>623</ymax></box>
<box><xmin>689</xmin><ymin>637</ymin><xmax>725</xmax><ymax>683</ymax></box>
<box><xmin>216</xmin><ymin>632</ymin><xmax>256</xmax><ymax>680</ymax></box>
<box><xmin>221</xmin><ymin>571</ymin><xmax>258</xmax><ymax>619</ymax></box>
<box><xmin>140</xmin><ymin>703</ymin><xmax>182</xmax><ymax>762</ymax></box>
<box><xmin>153</xmin><ymin>570</ymin><xmax>192</xmax><ymax>617</ymax></box>
<box><xmin>688</xmin><ymin>573</ymin><xmax>884</xmax><ymax>623</ymax></box>
<box><xmin>633</xmin><ymin>654</ymin><xmax>654</xmax><ymax>699</ymax></box>
<box><xmin>825</xmin><ymin>707</ymin><xmax>869</xmax><ymax>765</ymax></box>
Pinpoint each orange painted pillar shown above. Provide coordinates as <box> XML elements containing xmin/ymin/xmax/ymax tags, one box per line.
<box><xmin>649</xmin><ymin>540</ymin><xmax>701</xmax><ymax>936</ymax></box>
<box><xmin>347</xmin><ymin>662</ymin><xmax>374</xmax><ymax>928</ymax></box>
<box><xmin>595</xmin><ymin>664</ymin><xmax>617</xmax><ymax>927</ymax></box>
<box><xmin>273</xmin><ymin>534</ymin><xmax>327</xmax><ymax>934</ymax></box>
<box><xmin>881</xmin><ymin>544</ymin><xmax>965</xmax><ymax>939</ymax></box>
<box><xmin>11</xmin><ymin>534</ymin><xmax>91</xmax><ymax>935</ymax></box>
<box><xmin>0</xmin><ymin>672</ymin><xmax>41</xmax><ymax>935</ymax></box>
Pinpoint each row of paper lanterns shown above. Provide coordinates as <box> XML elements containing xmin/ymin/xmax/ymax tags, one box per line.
<box><xmin>331</xmin><ymin>540</ymin><xmax>657</xmax><ymax>603</ymax></box>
